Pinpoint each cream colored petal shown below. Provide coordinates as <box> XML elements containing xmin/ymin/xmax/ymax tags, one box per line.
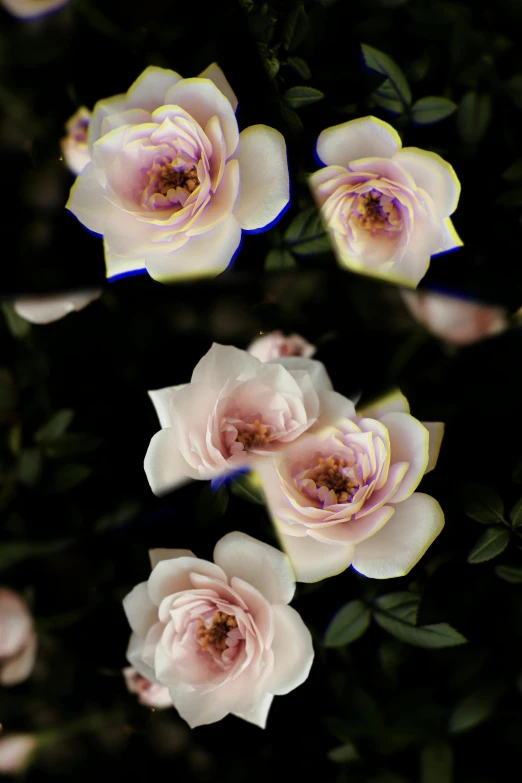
<box><xmin>394</xmin><ymin>147</ymin><xmax>461</xmax><ymax>218</ymax></box>
<box><xmin>357</xmin><ymin>389</ymin><xmax>410</xmax><ymax>419</ymax></box>
<box><xmin>126</xmin><ymin>66</ymin><xmax>183</xmax><ymax>112</ymax></box>
<box><xmin>280</xmin><ymin>530</ymin><xmax>355</xmax><ymax>583</ymax></box>
<box><xmin>423</xmin><ymin>422</ymin><xmax>445</xmax><ymax>473</ymax></box>
<box><xmin>316</xmin><ymin>116</ymin><xmax>401</xmax><ymax>167</ymax></box>
<box><xmin>104</xmin><ymin>242</ymin><xmax>146</xmax><ymax>281</ymax></box>
<box><xmin>198</xmin><ymin>63</ymin><xmax>238</xmax><ymax>111</ymax></box>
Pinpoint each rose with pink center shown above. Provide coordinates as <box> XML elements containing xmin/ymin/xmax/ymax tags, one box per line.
<box><xmin>123</xmin><ymin>533</ymin><xmax>314</xmax><ymax>728</ymax></box>
<box><xmin>66</xmin><ymin>64</ymin><xmax>289</xmax><ymax>283</ymax></box>
<box><xmin>247</xmin><ymin>330</ymin><xmax>316</xmax><ymax>362</ymax></box>
<box><xmin>256</xmin><ymin>391</ymin><xmax>445</xmax><ymax>582</ymax></box>
<box><xmin>309</xmin><ymin>116</ymin><xmax>463</xmax><ymax>288</ymax></box>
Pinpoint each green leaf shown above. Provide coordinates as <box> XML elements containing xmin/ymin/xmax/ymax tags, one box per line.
<box><xmin>292</xmin><ymin>235</ymin><xmax>331</xmax><ymax>256</ymax></box>
<box><xmin>264</xmin><ymin>248</ymin><xmax>297</xmax><ymax>271</ymax></box>
<box><xmin>35</xmin><ymin>409</ymin><xmax>75</xmax><ymax>443</ymax></box>
<box><xmin>411</xmin><ymin>96</ymin><xmax>457</xmax><ymax>124</ymax></box>
<box><xmin>373</xmin><ymin>613</ymin><xmax>467</xmax><ymax>648</ymax></box>
<box><xmin>263</xmin><ymin>56</ymin><xmax>280</xmax><ymax>79</ymax></box>
<box><xmin>283</xmin><ymin>209</ymin><xmax>329</xmax><ymax>255</ymax></box>
<box><xmin>510</xmin><ymin>496</ymin><xmax>522</xmax><ymax>527</ymax></box>
<box><xmin>361</xmin><ymin>43</ymin><xmax>412</xmax><ymax>108</ymax></box>
<box><xmin>372</xmin><ymin>80</ymin><xmax>404</xmax><ymax>114</ymax></box>
<box><xmin>284</xmin><ymin>86</ymin><xmax>324</xmax><ymax>109</ymax></box>
<box><xmin>230</xmin><ymin>474</ymin><xmax>265</xmax><ymax>505</ymax></box>
<box><xmin>421</xmin><ymin>741</ymin><xmax>453</xmax><ymax>783</ymax></box>
<box><xmin>327</xmin><ymin>743</ymin><xmax>360</xmax><ymax>763</ymax></box>
<box><xmin>324</xmin><ymin>600</ymin><xmax>371</xmax><ymax>647</ymax></box>
<box><xmin>458</xmin><ymin>482</ymin><xmax>505</xmax><ymax>524</ymax></box>
<box><xmin>17</xmin><ymin>449</ymin><xmax>42</xmax><ymax>487</ymax></box>
<box><xmin>448</xmin><ymin>690</ymin><xmax>497</xmax><ymax>734</ymax></box>
<box><xmin>1</xmin><ymin>301</ymin><xmax>31</xmax><ymax>339</ymax></box>
<box><xmin>284</xmin><ymin>4</ymin><xmax>309</xmax><ymax>51</ymax></box>
<box><xmin>374</xmin><ymin>592</ymin><xmax>420</xmax><ymax>624</ymax></box>
<box><xmin>467</xmin><ymin>527</ymin><xmax>509</xmax><ymax>564</ymax></box>
<box><xmin>457</xmin><ymin>90</ymin><xmax>492</xmax><ymax>145</ymax></box>
<box><xmin>47</xmin><ymin>463</ymin><xmax>92</xmax><ymax>493</ymax></box>
<box><xmin>287</xmin><ymin>56</ymin><xmax>311</xmax><ymax>80</ymax></box>
<box><xmin>0</xmin><ymin>539</ymin><xmax>71</xmax><ymax>572</ymax></box>
<box><xmin>494</xmin><ymin>564</ymin><xmax>522</xmax><ymax>583</ymax></box>
<box><xmin>284</xmin><ymin>207</ymin><xmax>318</xmax><ymax>243</ymax></box>
<box><xmin>502</xmin><ymin>158</ymin><xmax>522</xmax><ymax>182</ymax></box>
<box><xmin>44</xmin><ymin>433</ymin><xmax>103</xmax><ymax>459</ymax></box>
<box><xmin>495</xmin><ymin>189</ymin><xmax>522</xmax><ymax>207</ymax></box>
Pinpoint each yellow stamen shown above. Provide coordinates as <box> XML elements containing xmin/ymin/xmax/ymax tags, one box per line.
<box><xmin>198</xmin><ymin>611</ymin><xmax>238</xmax><ymax>653</ymax></box>
<box><xmin>236</xmin><ymin>419</ymin><xmax>274</xmax><ymax>450</ymax></box>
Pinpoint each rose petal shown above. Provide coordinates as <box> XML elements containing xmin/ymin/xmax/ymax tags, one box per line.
<box><xmin>144</xmin><ymin>428</ymin><xmax>198</xmax><ymax>496</ymax></box>
<box><xmin>423</xmin><ymin>421</ymin><xmax>445</xmax><ymax>473</ymax></box>
<box><xmin>89</xmin><ymin>94</ymin><xmax>127</xmax><ymax>150</ymax></box>
<box><xmin>123</xmin><ymin>582</ymin><xmax>158</xmax><ymax>637</ymax></box>
<box><xmin>393</xmin><ymin>147</ymin><xmax>461</xmax><ymax>218</ymax></box>
<box><xmin>265</xmin><ymin>605</ymin><xmax>314</xmax><ymax>695</ymax></box>
<box><xmin>198</xmin><ymin>63</ymin><xmax>238</xmax><ymax>112</ymax></box>
<box><xmin>280</xmin><ymin>531</ymin><xmax>355</xmax><ymax>583</ymax></box>
<box><xmin>234</xmin><ymin>692</ymin><xmax>274</xmax><ymax>729</ymax></box>
<box><xmin>357</xmin><ymin>389</ymin><xmax>410</xmax><ymax>419</ymax></box>
<box><xmin>13</xmin><ymin>290</ymin><xmax>101</xmax><ymax>325</ymax></box>
<box><xmin>126</xmin><ymin>631</ymin><xmax>158</xmax><ymax>684</ymax></box>
<box><xmin>104</xmin><ymin>243</ymin><xmax>146</xmax><ymax>280</ymax></box>
<box><xmin>379</xmin><ymin>412</ymin><xmax>429</xmax><ymax>502</ymax></box>
<box><xmin>316</xmin><ymin>116</ymin><xmax>402</xmax><ymax>167</ymax></box>
<box><xmin>148</xmin><ymin>556</ymin><xmax>228</xmax><ymax>606</ymax></box>
<box><xmin>126</xmin><ymin>66</ymin><xmax>183</xmax><ymax>112</ymax></box>
<box><xmin>149</xmin><ymin>549</ymin><xmax>196</xmax><ymax>569</ymax></box>
<box><xmin>438</xmin><ymin>217</ymin><xmax>464</xmax><ymax>253</ymax></box>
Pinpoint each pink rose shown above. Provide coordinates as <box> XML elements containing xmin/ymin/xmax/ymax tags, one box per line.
<box><xmin>13</xmin><ymin>289</ymin><xmax>101</xmax><ymax>325</ymax></box>
<box><xmin>256</xmin><ymin>391</ymin><xmax>444</xmax><ymax>582</ymax></box>
<box><xmin>247</xmin><ymin>331</ymin><xmax>315</xmax><ymax>362</ymax></box>
<box><xmin>123</xmin><ymin>533</ymin><xmax>314</xmax><ymax>728</ymax></box>
<box><xmin>144</xmin><ymin>343</ymin><xmax>353</xmax><ymax>495</ymax></box>
<box><xmin>0</xmin><ymin>735</ymin><xmax>37</xmax><ymax>775</ymax></box>
<box><xmin>61</xmin><ymin>108</ymin><xmax>91</xmax><ymax>176</ymax></box>
<box><xmin>401</xmin><ymin>289</ymin><xmax>507</xmax><ymax>345</ymax></box>
<box><xmin>309</xmin><ymin>116</ymin><xmax>462</xmax><ymax>288</ymax></box>
<box><xmin>0</xmin><ymin>0</ymin><xmax>67</xmax><ymax>18</ymax></box>
<box><xmin>123</xmin><ymin>667</ymin><xmax>172</xmax><ymax>709</ymax></box>
<box><xmin>66</xmin><ymin>64</ymin><xmax>289</xmax><ymax>283</ymax></box>
<box><xmin>0</xmin><ymin>588</ymin><xmax>37</xmax><ymax>686</ymax></box>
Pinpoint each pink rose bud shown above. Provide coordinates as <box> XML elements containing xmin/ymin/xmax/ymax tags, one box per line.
<box><xmin>123</xmin><ymin>533</ymin><xmax>314</xmax><ymax>728</ymax></box>
<box><xmin>0</xmin><ymin>588</ymin><xmax>37</xmax><ymax>686</ymax></box>
<box><xmin>123</xmin><ymin>667</ymin><xmax>172</xmax><ymax>710</ymax></box>
<box><xmin>144</xmin><ymin>343</ymin><xmax>354</xmax><ymax>495</ymax></box>
<box><xmin>60</xmin><ymin>108</ymin><xmax>91</xmax><ymax>176</ymax></box>
<box><xmin>256</xmin><ymin>390</ymin><xmax>445</xmax><ymax>582</ymax></box>
<box><xmin>247</xmin><ymin>331</ymin><xmax>315</xmax><ymax>362</ymax></box>
<box><xmin>0</xmin><ymin>0</ymin><xmax>67</xmax><ymax>19</ymax></box>
<box><xmin>401</xmin><ymin>289</ymin><xmax>508</xmax><ymax>345</ymax></box>
<box><xmin>13</xmin><ymin>289</ymin><xmax>101</xmax><ymax>325</ymax></box>
<box><xmin>309</xmin><ymin>116</ymin><xmax>463</xmax><ymax>288</ymax></box>
<box><xmin>0</xmin><ymin>735</ymin><xmax>37</xmax><ymax>774</ymax></box>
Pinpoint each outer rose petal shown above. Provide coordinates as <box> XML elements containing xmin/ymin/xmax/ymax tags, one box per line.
<box><xmin>1</xmin><ymin>0</ymin><xmax>67</xmax><ymax>20</ymax></box>
<box><xmin>0</xmin><ymin>735</ymin><xmax>37</xmax><ymax>775</ymax></box>
<box><xmin>144</xmin><ymin>428</ymin><xmax>197</xmax><ymax>496</ymax></box>
<box><xmin>280</xmin><ymin>532</ymin><xmax>355</xmax><ymax>583</ymax></box>
<box><xmin>379</xmin><ymin>412</ymin><xmax>429</xmax><ymax>502</ymax></box>
<box><xmin>233</xmin><ymin>125</ymin><xmax>290</xmax><ymax>231</ymax></box>
<box><xmin>265</xmin><ymin>604</ymin><xmax>314</xmax><ymax>695</ymax></box>
<box><xmin>126</xmin><ymin>66</ymin><xmax>182</xmax><ymax>112</ymax></box>
<box><xmin>273</xmin><ymin>356</ymin><xmax>333</xmax><ymax>391</ymax></box>
<box><xmin>88</xmin><ymin>95</ymin><xmax>127</xmax><ymax>151</ymax></box>
<box><xmin>393</xmin><ymin>148</ymin><xmax>461</xmax><ymax>218</ymax></box>
<box><xmin>147</xmin><ymin>556</ymin><xmax>228</xmax><ymax>605</ymax></box>
<box><xmin>1</xmin><ymin>633</ymin><xmax>37</xmax><ymax>686</ymax></box>
<box><xmin>66</xmin><ymin>164</ymin><xmax>108</xmax><ymax>235</ymax></box>
<box><xmin>13</xmin><ymin>290</ymin><xmax>101</xmax><ymax>325</ymax></box>
<box><xmin>213</xmin><ymin>532</ymin><xmax>295</xmax><ymax>605</ymax></box>
<box><xmin>234</xmin><ymin>692</ymin><xmax>274</xmax><ymax>729</ymax></box>
<box><xmin>126</xmin><ymin>632</ymin><xmax>158</xmax><ymax>684</ymax></box>
<box><xmin>351</xmin><ymin>492</ymin><xmax>444</xmax><ymax>578</ymax></box>
<box><xmin>423</xmin><ymin>422</ymin><xmax>444</xmax><ymax>473</ymax></box>
<box><xmin>148</xmin><ymin>385</ymin><xmax>187</xmax><ymax>430</ymax></box>
<box><xmin>149</xmin><ymin>549</ymin><xmax>195</xmax><ymax>569</ymax></box>
<box><xmin>168</xmin><ymin>686</ymin><xmax>232</xmax><ymax>728</ymax></box>
<box><xmin>104</xmin><ymin>242</ymin><xmax>146</xmax><ymax>280</ymax></box>
<box><xmin>123</xmin><ymin>582</ymin><xmax>158</xmax><ymax>638</ymax></box>
<box><xmin>438</xmin><ymin>217</ymin><xmax>464</xmax><ymax>253</ymax></box>
<box><xmin>358</xmin><ymin>389</ymin><xmax>410</xmax><ymax>419</ymax></box>
<box><xmin>144</xmin><ymin>214</ymin><xmax>242</xmax><ymax>283</ymax></box>
<box><xmin>198</xmin><ymin>62</ymin><xmax>238</xmax><ymax>112</ymax></box>
<box><xmin>191</xmin><ymin>343</ymin><xmax>260</xmax><ymax>386</ymax></box>
<box><xmin>316</xmin><ymin>116</ymin><xmax>401</xmax><ymax>167</ymax></box>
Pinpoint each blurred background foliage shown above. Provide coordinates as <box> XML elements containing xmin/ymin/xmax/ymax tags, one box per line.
<box><xmin>2</xmin><ymin>0</ymin><xmax>522</xmax><ymax>781</ymax></box>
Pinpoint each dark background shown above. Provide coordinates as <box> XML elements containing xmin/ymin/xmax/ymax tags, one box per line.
<box><xmin>2</xmin><ymin>1</ymin><xmax>522</xmax><ymax>781</ymax></box>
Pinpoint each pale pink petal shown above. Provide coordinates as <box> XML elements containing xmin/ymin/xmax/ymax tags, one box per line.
<box><xmin>191</xmin><ymin>342</ymin><xmax>260</xmax><ymax>386</ymax></box>
<box><xmin>126</xmin><ymin>66</ymin><xmax>183</xmax><ymax>112</ymax></box>
<box><xmin>149</xmin><ymin>549</ymin><xmax>196</xmax><ymax>569</ymax></box>
<box><xmin>1</xmin><ymin>632</ymin><xmax>37</xmax><ymax>687</ymax></box>
<box><xmin>265</xmin><ymin>604</ymin><xmax>314</xmax><ymax>695</ymax></box>
<box><xmin>89</xmin><ymin>95</ymin><xmax>127</xmax><ymax>150</ymax></box>
<box><xmin>144</xmin><ymin>428</ymin><xmax>198</xmax><ymax>496</ymax></box>
<box><xmin>65</xmin><ymin>164</ymin><xmax>107</xmax><ymax>234</ymax></box>
<box><xmin>13</xmin><ymin>290</ymin><xmax>101</xmax><ymax>325</ymax></box>
<box><xmin>439</xmin><ymin>217</ymin><xmax>464</xmax><ymax>252</ymax></box>
<box><xmin>351</xmin><ymin>492</ymin><xmax>444</xmax><ymax>578</ymax></box>
<box><xmin>393</xmin><ymin>148</ymin><xmax>461</xmax><ymax>217</ymax></box>
<box><xmin>122</xmin><ymin>582</ymin><xmax>158</xmax><ymax>637</ymax></box>
<box><xmin>148</xmin><ymin>556</ymin><xmax>227</xmax><ymax>605</ymax></box>
<box><xmin>148</xmin><ymin>388</ymin><xmax>176</xmax><ymax>429</ymax></box>
<box><xmin>168</xmin><ymin>686</ymin><xmax>233</xmax><ymax>728</ymax></box>
<box><xmin>316</xmin><ymin>116</ymin><xmax>401</xmax><ymax>167</ymax></box>
<box><xmin>306</xmin><ymin>505</ymin><xmax>395</xmax><ymax>545</ymax></box>
<box><xmin>273</xmin><ymin>357</ymin><xmax>333</xmax><ymax>391</ymax></box>
<box><xmin>126</xmin><ymin>632</ymin><xmax>158</xmax><ymax>684</ymax></box>
<box><xmin>234</xmin><ymin>692</ymin><xmax>274</xmax><ymax>728</ymax></box>
<box><xmin>280</xmin><ymin>531</ymin><xmax>355</xmax><ymax>583</ymax></box>
<box><xmin>104</xmin><ymin>243</ymin><xmax>145</xmax><ymax>280</ymax></box>
<box><xmin>233</xmin><ymin>125</ymin><xmax>289</xmax><ymax>231</ymax></box>
<box><xmin>0</xmin><ymin>735</ymin><xmax>37</xmax><ymax>775</ymax></box>
<box><xmin>423</xmin><ymin>422</ymin><xmax>444</xmax><ymax>473</ymax></box>
<box><xmin>198</xmin><ymin>63</ymin><xmax>238</xmax><ymax>111</ymax></box>
<box><xmin>379</xmin><ymin>413</ymin><xmax>429</xmax><ymax>502</ymax></box>
<box><xmin>213</xmin><ymin>532</ymin><xmax>295</xmax><ymax>605</ymax></box>
<box><xmin>358</xmin><ymin>389</ymin><xmax>410</xmax><ymax>419</ymax></box>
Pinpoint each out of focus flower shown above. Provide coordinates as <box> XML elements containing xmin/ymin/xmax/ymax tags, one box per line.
<box><xmin>247</xmin><ymin>331</ymin><xmax>315</xmax><ymax>362</ymax></box>
<box><xmin>309</xmin><ymin>116</ymin><xmax>462</xmax><ymax>288</ymax></box>
<box><xmin>66</xmin><ymin>64</ymin><xmax>290</xmax><ymax>283</ymax></box>
<box><xmin>61</xmin><ymin>108</ymin><xmax>91</xmax><ymax>176</ymax></box>
<box><xmin>401</xmin><ymin>289</ymin><xmax>508</xmax><ymax>345</ymax></box>
<box><xmin>0</xmin><ymin>735</ymin><xmax>37</xmax><ymax>775</ymax></box>
<box><xmin>0</xmin><ymin>588</ymin><xmax>37</xmax><ymax>686</ymax></box>
<box><xmin>0</xmin><ymin>0</ymin><xmax>67</xmax><ymax>18</ymax></box>
<box><xmin>123</xmin><ymin>667</ymin><xmax>172</xmax><ymax>709</ymax></box>
<box><xmin>123</xmin><ymin>533</ymin><xmax>314</xmax><ymax>728</ymax></box>
<box><xmin>144</xmin><ymin>343</ymin><xmax>353</xmax><ymax>495</ymax></box>
<box><xmin>13</xmin><ymin>289</ymin><xmax>101</xmax><ymax>324</ymax></box>
<box><xmin>256</xmin><ymin>390</ymin><xmax>444</xmax><ymax>582</ymax></box>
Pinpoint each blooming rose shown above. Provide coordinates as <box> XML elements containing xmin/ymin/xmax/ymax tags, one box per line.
<box><xmin>0</xmin><ymin>735</ymin><xmax>37</xmax><ymax>775</ymax></box>
<box><xmin>255</xmin><ymin>391</ymin><xmax>444</xmax><ymax>582</ymax></box>
<box><xmin>66</xmin><ymin>63</ymin><xmax>289</xmax><ymax>283</ymax></box>
<box><xmin>0</xmin><ymin>0</ymin><xmax>67</xmax><ymax>18</ymax></box>
<box><xmin>401</xmin><ymin>289</ymin><xmax>507</xmax><ymax>345</ymax></box>
<box><xmin>13</xmin><ymin>289</ymin><xmax>101</xmax><ymax>325</ymax></box>
<box><xmin>309</xmin><ymin>116</ymin><xmax>462</xmax><ymax>288</ymax></box>
<box><xmin>61</xmin><ymin>107</ymin><xmax>91</xmax><ymax>176</ymax></box>
<box><xmin>123</xmin><ymin>667</ymin><xmax>172</xmax><ymax>709</ymax></box>
<box><xmin>144</xmin><ymin>343</ymin><xmax>353</xmax><ymax>495</ymax></box>
<box><xmin>0</xmin><ymin>588</ymin><xmax>37</xmax><ymax>686</ymax></box>
<box><xmin>123</xmin><ymin>532</ymin><xmax>314</xmax><ymax>728</ymax></box>
<box><xmin>247</xmin><ymin>331</ymin><xmax>315</xmax><ymax>362</ymax></box>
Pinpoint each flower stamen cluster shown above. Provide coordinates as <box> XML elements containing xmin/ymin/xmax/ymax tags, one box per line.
<box><xmin>198</xmin><ymin>611</ymin><xmax>239</xmax><ymax>654</ymax></box>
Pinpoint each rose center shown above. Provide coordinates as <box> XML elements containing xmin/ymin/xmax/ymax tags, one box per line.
<box><xmin>154</xmin><ymin>164</ymin><xmax>200</xmax><ymax>196</ymax></box>
<box><xmin>198</xmin><ymin>611</ymin><xmax>238</xmax><ymax>653</ymax></box>
<box><xmin>308</xmin><ymin>455</ymin><xmax>358</xmax><ymax>503</ymax></box>
<box><xmin>236</xmin><ymin>419</ymin><xmax>274</xmax><ymax>450</ymax></box>
<box><xmin>355</xmin><ymin>191</ymin><xmax>401</xmax><ymax>234</ymax></box>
